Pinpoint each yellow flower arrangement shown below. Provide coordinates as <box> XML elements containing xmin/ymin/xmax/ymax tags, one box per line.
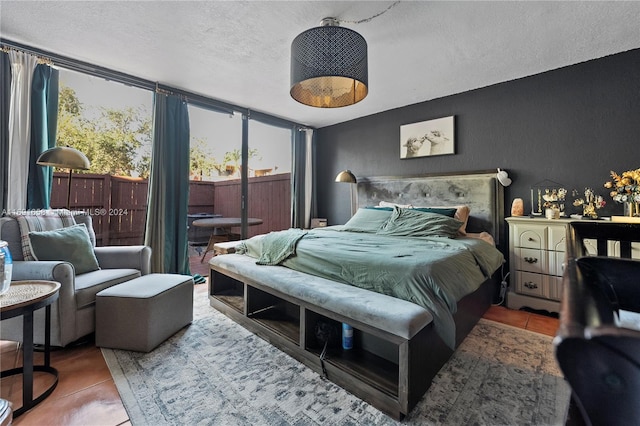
<box><xmin>573</xmin><ymin>188</ymin><xmax>605</xmax><ymax>219</ymax></box>
<box><xmin>604</xmin><ymin>168</ymin><xmax>640</xmax><ymax>204</ymax></box>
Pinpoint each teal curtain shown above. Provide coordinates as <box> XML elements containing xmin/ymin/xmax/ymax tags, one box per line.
<box><xmin>291</xmin><ymin>128</ymin><xmax>304</xmax><ymax>228</ymax></box>
<box><xmin>27</xmin><ymin>64</ymin><xmax>59</xmax><ymax>209</ymax></box>
<box><xmin>291</xmin><ymin>128</ymin><xmax>314</xmax><ymax>228</ymax></box>
<box><xmin>144</xmin><ymin>93</ymin><xmax>190</xmax><ymax>274</ymax></box>
<box><xmin>0</xmin><ymin>52</ymin><xmax>10</xmax><ymax>213</ymax></box>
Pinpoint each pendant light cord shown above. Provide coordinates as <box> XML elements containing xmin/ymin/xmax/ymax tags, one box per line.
<box><xmin>338</xmin><ymin>1</ymin><xmax>401</xmax><ymax>25</ymax></box>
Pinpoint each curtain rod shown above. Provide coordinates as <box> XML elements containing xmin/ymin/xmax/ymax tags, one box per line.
<box><xmin>1</xmin><ymin>39</ymin><xmax>155</xmax><ymax>91</ymax></box>
<box><xmin>1</xmin><ymin>45</ymin><xmax>53</xmax><ymax>66</ymax></box>
<box><xmin>0</xmin><ymin>38</ymin><xmax>310</xmax><ymax>129</ymax></box>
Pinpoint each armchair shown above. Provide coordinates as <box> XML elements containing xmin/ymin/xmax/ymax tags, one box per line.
<box><xmin>554</xmin><ymin>221</ymin><xmax>640</xmax><ymax>425</ymax></box>
<box><xmin>0</xmin><ymin>212</ymin><xmax>151</xmax><ymax>347</ymax></box>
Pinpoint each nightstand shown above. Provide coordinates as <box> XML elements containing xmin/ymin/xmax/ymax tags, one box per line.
<box><xmin>506</xmin><ymin>216</ymin><xmax>640</xmax><ymax>313</ymax></box>
<box><xmin>505</xmin><ymin>217</ymin><xmax>574</xmax><ymax>313</ymax></box>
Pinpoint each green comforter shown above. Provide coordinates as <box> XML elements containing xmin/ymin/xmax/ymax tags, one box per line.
<box><xmin>237</xmin><ymin>227</ymin><xmax>504</xmax><ymax>349</ymax></box>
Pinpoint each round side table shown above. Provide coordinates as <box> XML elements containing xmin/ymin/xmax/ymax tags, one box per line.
<box><xmin>0</xmin><ymin>280</ymin><xmax>60</xmax><ymax>418</ymax></box>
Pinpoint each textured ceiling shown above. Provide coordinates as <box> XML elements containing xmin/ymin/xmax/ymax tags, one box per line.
<box><xmin>1</xmin><ymin>1</ymin><xmax>640</xmax><ymax>128</ymax></box>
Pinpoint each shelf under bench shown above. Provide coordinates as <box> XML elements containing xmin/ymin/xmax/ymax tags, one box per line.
<box><xmin>208</xmin><ymin>255</ymin><xmax>446</xmax><ymax>419</ymax></box>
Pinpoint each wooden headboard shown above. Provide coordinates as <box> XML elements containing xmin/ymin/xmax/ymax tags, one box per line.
<box><xmin>356</xmin><ymin>171</ymin><xmax>505</xmax><ymax>244</ymax></box>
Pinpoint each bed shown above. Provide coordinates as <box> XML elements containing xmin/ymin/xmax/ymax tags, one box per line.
<box><xmin>208</xmin><ymin>170</ymin><xmax>505</xmax><ymax>419</ymax></box>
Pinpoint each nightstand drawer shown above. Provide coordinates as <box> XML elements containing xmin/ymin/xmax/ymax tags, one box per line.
<box><xmin>548</xmin><ymin>276</ymin><xmax>563</xmax><ymax>301</ymax></box>
<box><xmin>548</xmin><ymin>225</ymin><xmax>567</xmax><ymax>252</ymax></box>
<box><xmin>516</xmin><ymin>248</ymin><xmax>544</xmax><ymax>273</ymax></box>
<box><xmin>515</xmin><ymin>227</ymin><xmax>544</xmax><ymax>249</ymax></box>
<box><xmin>516</xmin><ymin>271</ymin><xmax>545</xmax><ymax>297</ymax></box>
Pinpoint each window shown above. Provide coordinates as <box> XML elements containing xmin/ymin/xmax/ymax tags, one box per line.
<box><xmin>55</xmin><ymin>69</ymin><xmax>153</xmax><ymax>245</ymax></box>
<box><xmin>247</xmin><ymin>120</ymin><xmax>292</xmax><ymax>235</ymax></box>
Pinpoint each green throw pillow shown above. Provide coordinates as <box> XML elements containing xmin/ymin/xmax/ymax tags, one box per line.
<box><xmin>411</xmin><ymin>207</ymin><xmax>458</xmax><ymax>217</ymax></box>
<box><xmin>364</xmin><ymin>206</ymin><xmax>457</xmax><ymax>217</ymax></box>
<box><xmin>377</xmin><ymin>207</ymin><xmax>463</xmax><ymax>238</ymax></box>
<box><xmin>341</xmin><ymin>208</ymin><xmax>393</xmax><ymax>233</ymax></box>
<box><xmin>28</xmin><ymin>224</ymin><xmax>100</xmax><ymax>274</ymax></box>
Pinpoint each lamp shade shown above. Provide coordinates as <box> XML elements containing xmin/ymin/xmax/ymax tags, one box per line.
<box><xmin>335</xmin><ymin>170</ymin><xmax>357</xmax><ymax>184</ymax></box>
<box><xmin>291</xmin><ymin>18</ymin><xmax>368</xmax><ymax>108</ymax></box>
<box><xmin>36</xmin><ymin>146</ymin><xmax>90</xmax><ymax>170</ymax></box>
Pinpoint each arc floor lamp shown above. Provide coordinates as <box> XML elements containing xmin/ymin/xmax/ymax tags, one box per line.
<box><xmin>37</xmin><ymin>146</ymin><xmax>90</xmax><ymax>209</ymax></box>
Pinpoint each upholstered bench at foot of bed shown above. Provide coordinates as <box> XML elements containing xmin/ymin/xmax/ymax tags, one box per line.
<box><xmin>209</xmin><ymin>253</ymin><xmax>446</xmax><ymax>419</ymax></box>
<box><xmin>95</xmin><ymin>273</ymin><xmax>194</xmax><ymax>352</ymax></box>
<box><xmin>211</xmin><ymin>253</ymin><xmax>433</xmax><ymax>340</ymax></box>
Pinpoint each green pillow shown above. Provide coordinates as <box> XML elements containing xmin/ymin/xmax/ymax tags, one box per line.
<box><xmin>377</xmin><ymin>207</ymin><xmax>463</xmax><ymax>238</ymax></box>
<box><xmin>342</xmin><ymin>208</ymin><xmax>393</xmax><ymax>233</ymax></box>
<box><xmin>412</xmin><ymin>207</ymin><xmax>457</xmax><ymax>217</ymax></box>
<box><xmin>28</xmin><ymin>224</ymin><xmax>100</xmax><ymax>274</ymax></box>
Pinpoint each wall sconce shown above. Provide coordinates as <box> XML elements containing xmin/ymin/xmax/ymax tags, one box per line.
<box><xmin>497</xmin><ymin>168</ymin><xmax>512</xmax><ymax>187</ymax></box>
<box><xmin>290</xmin><ymin>18</ymin><xmax>368</xmax><ymax>108</ymax></box>
<box><xmin>37</xmin><ymin>146</ymin><xmax>90</xmax><ymax>209</ymax></box>
<box><xmin>335</xmin><ymin>170</ymin><xmax>358</xmax><ymax>216</ymax></box>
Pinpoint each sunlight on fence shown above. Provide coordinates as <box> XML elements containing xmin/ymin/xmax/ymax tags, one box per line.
<box><xmin>51</xmin><ymin>172</ymin><xmax>290</xmax><ymax>245</ymax></box>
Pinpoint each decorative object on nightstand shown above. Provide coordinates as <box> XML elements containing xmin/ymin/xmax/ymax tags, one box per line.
<box><xmin>545</xmin><ymin>207</ymin><xmax>560</xmax><ymax>220</ymax></box>
<box><xmin>605</xmin><ymin>168</ymin><xmax>640</xmax><ymax>219</ymax></box>
<box><xmin>310</xmin><ymin>218</ymin><xmax>327</xmax><ymax>229</ymax></box>
<box><xmin>530</xmin><ymin>179</ymin><xmax>566</xmax><ymax>217</ymax></box>
<box><xmin>511</xmin><ymin>198</ymin><xmax>524</xmax><ymax>216</ymax></box>
<box><xmin>572</xmin><ymin>188</ymin><xmax>606</xmax><ymax>219</ymax></box>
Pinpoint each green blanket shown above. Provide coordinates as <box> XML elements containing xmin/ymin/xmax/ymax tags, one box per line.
<box><xmin>237</xmin><ymin>228</ymin><xmax>307</xmax><ymax>265</ymax></box>
<box><xmin>240</xmin><ymin>227</ymin><xmax>504</xmax><ymax>349</ymax></box>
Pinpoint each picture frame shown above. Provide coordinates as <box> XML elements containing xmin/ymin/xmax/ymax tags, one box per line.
<box><xmin>400</xmin><ymin>116</ymin><xmax>455</xmax><ymax>159</ymax></box>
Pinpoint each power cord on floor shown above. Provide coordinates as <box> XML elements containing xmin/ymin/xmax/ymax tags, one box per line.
<box><xmin>492</xmin><ymin>264</ymin><xmax>510</xmax><ymax>306</ymax></box>
<box><xmin>319</xmin><ymin>340</ymin><xmax>329</xmax><ymax>380</ymax></box>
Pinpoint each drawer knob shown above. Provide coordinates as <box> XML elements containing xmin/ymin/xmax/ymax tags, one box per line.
<box><xmin>524</xmin><ymin>257</ymin><xmax>538</xmax><ymax>264</ymax></box>
<box><xmin>528</xmin><ymin>237</ymin><xmax>535</xmax><ymax>242</ymax></box>
<box><xmin>524</xmin><ymin>282</ymin><xmax>538</xmax><ymax>289</ymax></box>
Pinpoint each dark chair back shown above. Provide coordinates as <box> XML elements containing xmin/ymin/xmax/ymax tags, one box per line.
<box><xmin>554</xmin><ymin>221</ymin><xmax>640</xmax><ymax>426</ymax></box>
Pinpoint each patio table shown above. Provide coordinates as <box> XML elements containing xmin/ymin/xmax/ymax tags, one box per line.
<box><xmin>192</xmin><ymin>217</ymin><xmax>263</xmax><ymax>262</ymax></box>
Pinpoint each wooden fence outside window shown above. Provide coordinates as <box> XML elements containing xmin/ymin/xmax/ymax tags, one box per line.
<box><xmin>51</xmin><ymin>172</ymin><xmax>291</xmax><ymax>245</ymax></box>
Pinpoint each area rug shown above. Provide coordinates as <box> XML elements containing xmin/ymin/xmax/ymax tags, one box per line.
<box><xmin>102</xmin><ymin>293</ymin><xmax>570</xmax><ymax>425</ymax></box>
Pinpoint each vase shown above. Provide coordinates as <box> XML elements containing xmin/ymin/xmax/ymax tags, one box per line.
<box><xmin>624</xmin><ymin>201</ymin><xmax>640</xmax><ymax>217</ymax></box>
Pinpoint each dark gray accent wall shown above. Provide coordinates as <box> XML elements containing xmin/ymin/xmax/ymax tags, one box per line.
<box><xmin>317</xmin><ymin>48</ymin><xmax>640</xmax><ymax>226</ymax></box>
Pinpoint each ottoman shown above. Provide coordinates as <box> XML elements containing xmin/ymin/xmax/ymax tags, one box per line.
<box><xmin>96</xmin><ymin>273</ymin><xmax>194</xmax><ymax>352</ymax></box>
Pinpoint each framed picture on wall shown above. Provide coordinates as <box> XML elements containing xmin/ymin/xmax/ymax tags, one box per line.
<box><xmin>400</xmin><ymin>116</ymin><xmax>455</xmax><ymax>159</ymax></box>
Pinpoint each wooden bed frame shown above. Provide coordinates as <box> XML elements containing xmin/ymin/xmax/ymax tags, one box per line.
<box><xmin>208</xmin><ymin>170</ymin><xmax>504</xmax><ymax>419</ymax></box>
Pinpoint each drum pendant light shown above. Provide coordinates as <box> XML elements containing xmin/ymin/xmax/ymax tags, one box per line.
<box><xmin>290</xmin><ymin>18</ymin><xmax>368</xmax><ymax>108</ymax></box>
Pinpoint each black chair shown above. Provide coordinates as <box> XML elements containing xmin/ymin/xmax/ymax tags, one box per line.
<box><xmin>554</xmin><ymin>221</ymin><xmax>640</xmax><ymax>426</ymax></box>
